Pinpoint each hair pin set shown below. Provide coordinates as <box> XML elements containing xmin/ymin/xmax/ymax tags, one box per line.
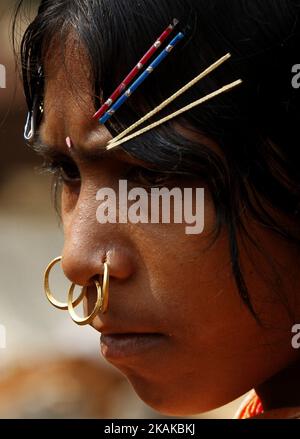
<box><xmin>92</xmin><ymin>19</ymin><xmax>242</xmax><ymax>150</ymax></box>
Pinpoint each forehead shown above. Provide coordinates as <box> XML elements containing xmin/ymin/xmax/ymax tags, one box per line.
<box><xmin>38</xmin><ymin>30</ymin><xmax>219</xmax><ymax>157</ymax></box>
<box><xmin>40</xmin><ymin>32</ymin><xmax>111</xmax><ymax>150</ymax></box>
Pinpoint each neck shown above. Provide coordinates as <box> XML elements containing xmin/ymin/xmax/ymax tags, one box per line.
<box><xmin>256</xmin><ymin>358</ymin><xmax>300</xmax><ymax>411</ymax></box>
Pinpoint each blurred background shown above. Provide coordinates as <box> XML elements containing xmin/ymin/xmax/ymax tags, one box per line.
<box><xmin>0</xmin><ymin>0</ymin><xmax>244</xmax><ymax>419</ymax></box>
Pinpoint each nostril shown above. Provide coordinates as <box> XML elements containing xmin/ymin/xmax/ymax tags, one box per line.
<box><xmin>62</xmin><ymin>244</ymin><xmax>135</xmax><ymax>286</ymax></box>
<box><xmin>86</xmin><ymin>277</ymin><xmax>97</xmax><ymax>287</ymax></box>
<box><xmin>105</xmin><ymin>247</ymin><xmax>135</xmax><ymax>280</ymax></box>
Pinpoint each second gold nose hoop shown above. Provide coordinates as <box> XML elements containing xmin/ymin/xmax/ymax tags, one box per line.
<box><xmin>44</xmin><ymin>256</ymin><xmax>109</xmax><ymax>326</ymax></box>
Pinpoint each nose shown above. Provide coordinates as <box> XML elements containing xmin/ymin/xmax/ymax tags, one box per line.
<box><xmin>61</xmin><ymin>203</ymin><xmax>136</xmax><ymax>287</ymax></box>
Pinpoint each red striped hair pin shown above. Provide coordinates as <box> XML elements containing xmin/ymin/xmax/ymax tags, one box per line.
<box><xmin>92</xmin><ymin>18</ymin><xmax>180</xmax><ymax>121</ymax></box>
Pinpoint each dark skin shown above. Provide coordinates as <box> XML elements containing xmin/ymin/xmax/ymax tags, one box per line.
<box><xmin>37</xmin><ymin>35</ymin><xmax>300</xmax><ymax>417</ymax></box>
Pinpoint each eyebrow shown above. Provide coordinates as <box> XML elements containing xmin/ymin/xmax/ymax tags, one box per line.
<box><xmin>31</xmin><ymin>134</ymin><xmax>110</xmax><ymax>162</ymax></box>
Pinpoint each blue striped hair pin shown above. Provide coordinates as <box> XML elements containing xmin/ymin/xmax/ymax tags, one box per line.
<box><xmin>99</xmin><ymin>31</ymin><xmax>185</xmax><ymax>125</ymax></box>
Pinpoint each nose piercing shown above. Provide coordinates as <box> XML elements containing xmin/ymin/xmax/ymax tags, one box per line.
<box><xmin>68</xmin><ymin>262</ymin><xmax>109</xmax><ymax>326</ymax></box>
<box><xmin>44</xmin><ymin>256</ymin><xmax>109</xmax><ymax>326</ymax></box>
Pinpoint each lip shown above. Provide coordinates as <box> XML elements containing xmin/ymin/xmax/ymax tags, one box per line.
<box><xmin>100</xmin><ymin>333</ymin><xmax>166</xmax><ymax>359</ymax></box>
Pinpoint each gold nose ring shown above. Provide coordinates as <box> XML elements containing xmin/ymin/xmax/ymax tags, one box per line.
<box><xmin>44</xmin><ymin>256</ymin><xmax>109</xmax><ymax>326</ymax></box>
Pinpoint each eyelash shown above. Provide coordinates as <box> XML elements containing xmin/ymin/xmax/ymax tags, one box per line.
<box><xmin>41</xmin><ymin>158</ymin><xmax>81</xmax><ymax>185</ymax></box>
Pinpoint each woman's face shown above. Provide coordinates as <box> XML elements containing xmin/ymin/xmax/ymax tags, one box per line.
<box><xmin>39</xmin><ymin>38</ymin><xmax>300</xmax><ymax>415</ymax></box>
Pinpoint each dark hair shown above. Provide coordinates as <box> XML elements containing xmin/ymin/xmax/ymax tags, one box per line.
<box><xmin>16</xmin><ymin>0</ymin><xmax>300</xmax><ymax>320</ymax></box>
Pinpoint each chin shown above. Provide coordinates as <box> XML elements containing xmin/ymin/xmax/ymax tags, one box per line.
<box><xmin>124</xmin><ymin>371</ymin><xmax>226</xmax><ymax>417</ymax></box>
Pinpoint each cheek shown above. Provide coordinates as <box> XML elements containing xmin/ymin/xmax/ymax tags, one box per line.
<box><xmin>140</xmin><ymin>210</ymin><xmax>296</xmax><ymax>355</ymax></box>
<box><xmin>137</xmin><ymin>225</ymin><xmax>234</xmax><ymax>339</ymax></box>
<box><xmin>131</xmin><ymin>191</ymin><xmax>226</xmax><ymax>326</ymax></box>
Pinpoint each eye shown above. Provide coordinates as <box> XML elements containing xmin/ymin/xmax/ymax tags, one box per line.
<box><xmin>41</xmin><ymin>157</ymin><xmax>81</xmax><ymax>184</ymax></box>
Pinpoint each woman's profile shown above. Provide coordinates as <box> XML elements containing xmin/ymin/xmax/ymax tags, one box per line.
<box><xmin>16</xmin><ymin>0</ymin><xmax>300</xmax><ymax>419</ymax></box>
